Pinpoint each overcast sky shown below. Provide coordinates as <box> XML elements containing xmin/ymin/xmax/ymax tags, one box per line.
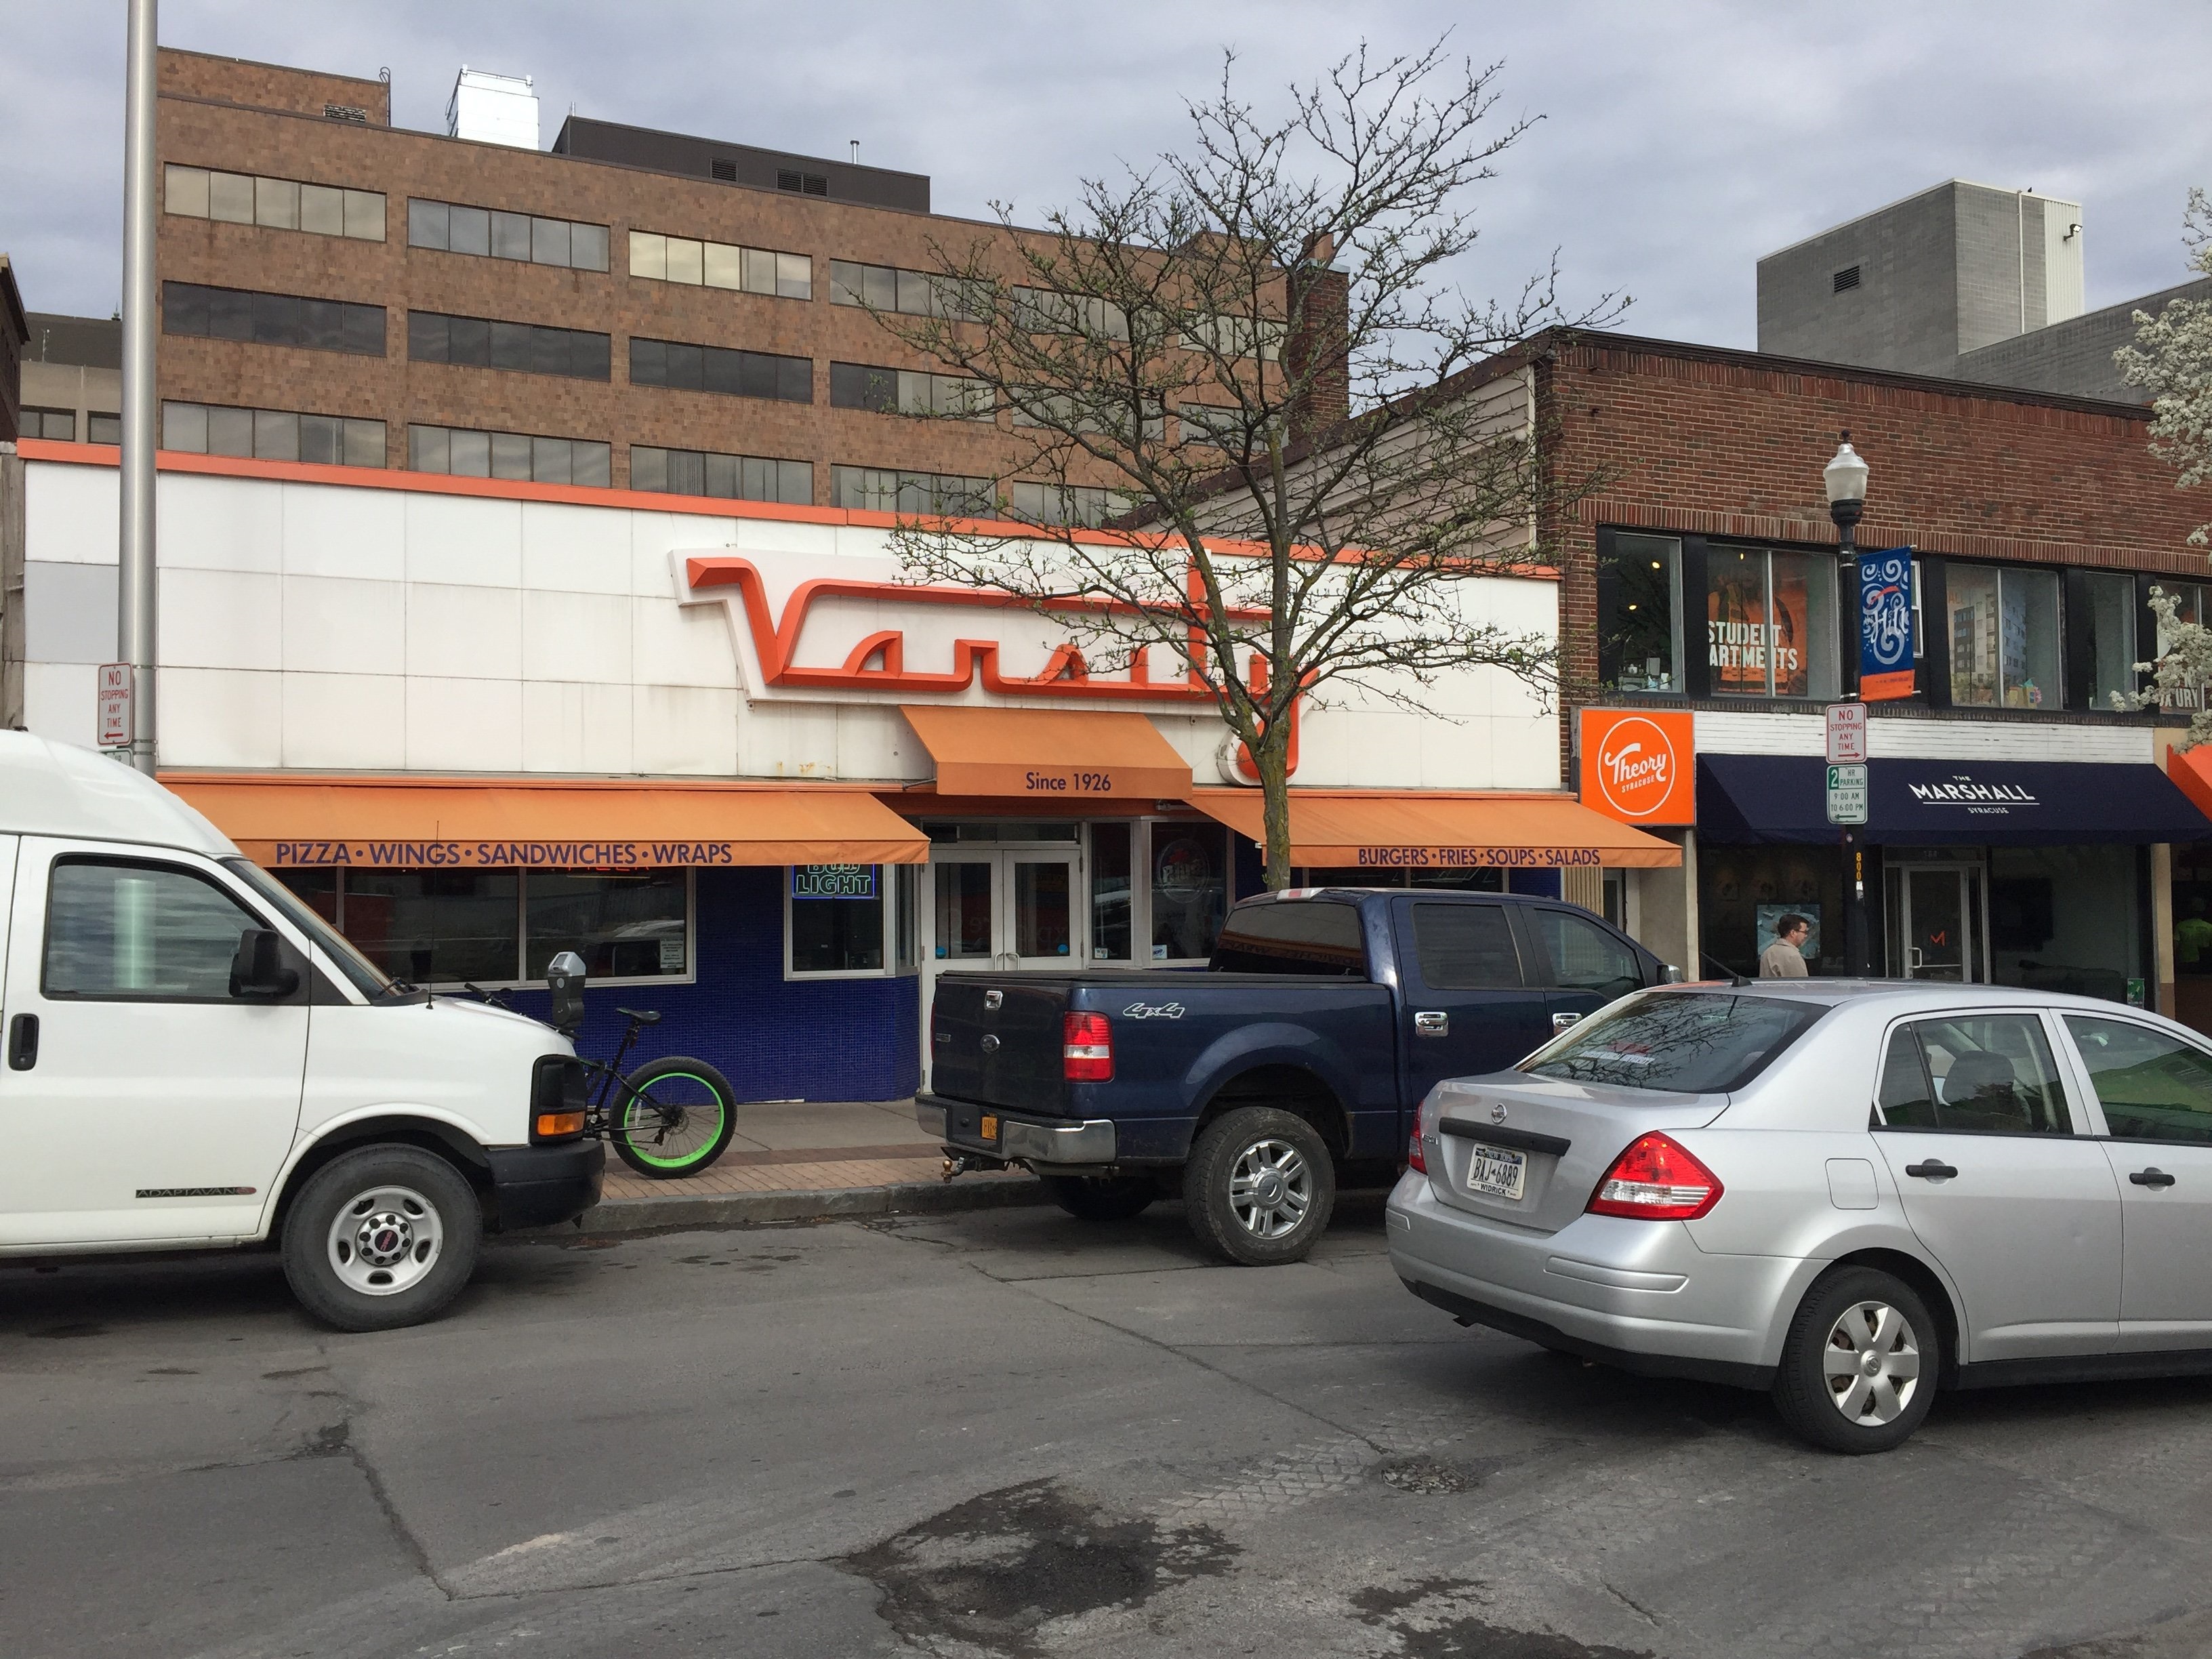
<box><xmin>3</xmin><ymin>1</ymin><xmax>2207</xmax><ymax>348</ymax></box>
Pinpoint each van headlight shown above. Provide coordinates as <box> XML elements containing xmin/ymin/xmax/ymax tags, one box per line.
<box><xmin>531</xmin><ymin>1055</ymin><xmax>589</xmax><ymax>1143</ymax></box>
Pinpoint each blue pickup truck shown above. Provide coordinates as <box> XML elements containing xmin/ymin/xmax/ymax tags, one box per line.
<box><xmin>918</xmin><ymin>887</ymin><xmax>1676</xmax><ymax>1265</ymax></box>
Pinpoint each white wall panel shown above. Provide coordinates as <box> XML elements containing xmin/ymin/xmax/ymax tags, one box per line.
<box><xmin>521</xmin><ymin>501</ymin><xmax>630</xmax><ymax>594</ymax></box>
<box><xmin>521</xmin><ymin>589</ymin><xmax>632</xmax><ymax>684</ymax></box>
<box><xmin>405</xmin><ymin>493</ymin><xmax>522</xmax><ymax>588</ymax></box>
<box><xmin>25</xmin><ymin>464</ymin><xmax>117</xmax><ymax>566</ymax></box>
<box><xmin>281</xmin><ymin>673</ymin><xmax>405</xmax><ymax>769</ymax></box>
<box><xmin>160</xmin><ymin>474</ymin><xmax>283</xmax><ymax>573</ymax></box>
<box><xmin>283</xmin><ymin>576</ymin><xmax>405</xmax><ymax>676</ymax></box>
<box><xmin>522</xmin><ymin>680</ymin><xmax>636</xmax><ymax>774</ymax></box>
<box><xmin>281</xmin><ymin>482</ymin><xmax>405</xmax><ymax>581</ymax></box>
<box><xmin>633</xmin><ymin>598</ymin><xmax>741</xmax><ymax>689</ymax></box>
<box><xmin>834</xmin><ymin>705</ymin><xmax>920</xmax><ymax>781</ymax></box>
<box><xmin>634</xmin><ymin>684</ymin><xmax>739</xmax><ymax>775</ymax></box>
<box><xmin>161</xmin><ymin>668</ymin><xmax>282</xmax><ymax>767</ymax></box>
<box><xmin>407</xmin><ymin>581</ymin><xmax>523</xmax><ymax>681</ymax></box>
<box><xmin>631</xmin><ymin>512</ymin><xmax>737</xmax><ymax>598</ymax></box>
<box><xmin>22</xmin><ymin>661</ymin><xmax>98</xmax><ymax>749</ymax></box>
<box><xmin>161</xmin><ymin>568</ymin><xmax>282</xmax><ymax>671</ymax></box>
<box><xmin>407</xmin><ymin>676</ymin><xmax>523</xmax><ymax>771</ymax></box>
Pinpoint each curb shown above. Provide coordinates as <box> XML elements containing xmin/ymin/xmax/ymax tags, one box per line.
<box><xmin>562</xmin><ymin>1173</ymin><xmax>1050</xmax><ymax>1235</ymax></box>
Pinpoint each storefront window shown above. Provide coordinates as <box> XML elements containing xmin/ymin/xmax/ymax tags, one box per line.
<box><xmin>1149</xmin><ymin>823</ymin><xmax>1229</xmax><ymax>961</ymax></box>
<box><xmin>2153</xmin><ymin>581</ymin><xmax>2210</xmax><ymax>712</ymax></box>
<box><xmin>1090</xmin><ymin>822</ymin><xmax>1133</xmax><ymax>960</ymax></box>
<box><xmin>2083</xmin><ymin>571</ymin><xmax>2139</xmax><ymax>711</ymax></box>
<box><xmin>1697</xmin><ymin>845</ymin><xmax>1843</xmax><ymax>980</ymax></box>
<box><xmin>1948</xmin><ymin>563</ymin><xmax>2060</xmax><ymax>709</ymax></box>
<box><xmin>788</xmin><ymin>864</ymin><xmax>886</xmax><ymax>975</ymax></box>
<box><xmin>1596</xmin><ymin>533</ymin><xmax>1684</xmax><ymax>693</ymax></box>
<box><xmin>342</xmin><ymin>869</ymin><xmax>521</xmax><ymax>987</ymax></box>
<box><xmin>1988</xmin><ymin>845</ymin><xmax>2140</xmax><ymax>1004</ymax></box>
<box><xmin>1706</xmin><ymin>546</ymin><xmax>1838</xmax><ymax>699</ymax></box>
<box><xmin>526</xmin><ymin>870</ymin><xmax>687</xmax><ymax>979</ymax></box>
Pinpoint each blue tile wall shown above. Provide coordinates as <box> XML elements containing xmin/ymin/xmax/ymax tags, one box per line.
<box><xmin>1509</xmin><ymin>869</ymin><xmax>1565</xmax><ymax>900</ymax></box>
<box><xmin>505</xmin><ymin>867</ymin><xmax>920</xmax><ymax>1103</ymax></box>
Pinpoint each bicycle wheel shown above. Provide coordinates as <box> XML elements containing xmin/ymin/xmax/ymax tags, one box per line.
<box><xmin>610</xmin><ymin>1057</ymin><xmax>740</xmax><ymax>1179</ymax></box>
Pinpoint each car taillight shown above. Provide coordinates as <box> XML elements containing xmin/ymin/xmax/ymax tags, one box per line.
<box><xmin>1586</xmin><ymin>1132</ymin><xmax>1722</xmax><ymax>1221</ymax></box>
<box><xmin>1063</xmin><ymin>1011</ymin><xmax>1113</xmax><ymax>1082</ymax></box>
<box><xmin>1408</xmin><ymin>1092</ymin><xmax>1437</xmax><ymax>1172</ymax></box>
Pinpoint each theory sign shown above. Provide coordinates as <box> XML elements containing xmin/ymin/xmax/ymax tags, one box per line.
<box><xmin>1579</xmin><ymin>710</ymin><xmax>1696</xmax><ymax>825</ymax></box>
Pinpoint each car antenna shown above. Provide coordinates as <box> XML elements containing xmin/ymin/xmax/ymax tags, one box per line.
<box><xmin>1702</xmin><ymin>951</ymin><xmax>1750</xmax><ymax>987</ymax></box>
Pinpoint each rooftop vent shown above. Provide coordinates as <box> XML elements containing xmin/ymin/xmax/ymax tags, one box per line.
<box><xmin>712</xmin><ymin>157</ymin><xmax>737</xmax><ymax>182</ymax></box>
<box><xmin>1832</xmin><ymin>264</ymin><xmax>1862</xmax><ymax>294</ymax></box>
<box><xmin>777</xmin><ymin>169</ymin><xmax>828</xmax><ymax>197</ymax></box>
<box><xmin>323</xmin><ymin>102</ymin><xmax>369</xmax><ymax>124</ymax></box>
<box><xmin>447</xmin><ymin>66</ymin><xmax>539</xmax><ymax>150</ymax></box>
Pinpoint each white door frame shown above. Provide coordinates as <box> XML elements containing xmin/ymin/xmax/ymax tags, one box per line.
<box><xmin>918</xmin><ymin>842</ymin><xmax>1088</xmax><ymax>1088</ymax></box>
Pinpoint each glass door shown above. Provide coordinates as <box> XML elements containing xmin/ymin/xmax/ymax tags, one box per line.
<box><xmin>920</xmin><ymin>848</ymin><xmax>1086</xmax><ymax>1086</ymax></box>
<box><xmin>1006</xmin><ymin>854</ymin><xmax>1080</xmax><ymax>968</ymax></box>
<box><xmin>1887</xmin><ymin>863</ymin><xmax>1988</xmax><ymax>981</ymax></box>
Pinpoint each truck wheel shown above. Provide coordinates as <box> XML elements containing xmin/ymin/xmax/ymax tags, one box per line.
<box><xmin>1183</xmin><ymin>1107</ymin><xmax>1335</xmax><ymax>1265</ymax></box>
<box><xmin>1042</xmin><ymin>1175</ymin><xmax>1157</xmax><ymax>1222</ymax></box>
<box><xmin>281</xmin><ymin>1146</ymin><xmax>483</xmax><ymax>1333</ymax></box>
<box><xmin>1770</xmin><ymin>1266</ymin><xmax>1938</xmax><ymax>1454</ymax></box>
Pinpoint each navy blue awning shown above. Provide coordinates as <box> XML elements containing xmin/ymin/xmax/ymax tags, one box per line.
<box><xmin>1697</xmin><ymin>754</ymin><xmax>2212</xmax><ymax>846</ymax></box>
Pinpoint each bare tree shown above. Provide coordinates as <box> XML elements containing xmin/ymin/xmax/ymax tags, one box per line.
<box><xmin>863</xmin><ymin>40</ymin><xmax>1619</xmax><ymax>887</ymax></box>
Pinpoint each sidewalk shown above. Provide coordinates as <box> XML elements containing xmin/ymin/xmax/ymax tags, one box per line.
<box><xmin>570</xmin><ymin>1098</ymin><xmax>1044</xmax><ymax>1234</ymax></box>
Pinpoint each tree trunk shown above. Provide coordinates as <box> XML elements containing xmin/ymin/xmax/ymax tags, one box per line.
<box><xmin>1255</xmin><ymin>716</ymin><xmax>1294</xmax><ymax>890</ymax></box>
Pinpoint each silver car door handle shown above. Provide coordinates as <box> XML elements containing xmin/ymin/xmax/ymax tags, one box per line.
<box><xmin>1414</xmin><ymin>1011</ymin><xmax>1448</xmax><ymax>1037</ymax></box>
<box><xmin>1551</xmin><ymin>1012</ymin><xmax>1583</xmax><ymax>1033</ymax></box>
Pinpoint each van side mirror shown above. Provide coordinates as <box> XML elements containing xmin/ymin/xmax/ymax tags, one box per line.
<box><xmin>230</xmin><ymin>928</ymin><xmax>300</xmax><ymax>1000</ymax></box>
<box><xmin>546</xmin><ymin>949</ymin><xmax>588</xmax><ymax>1034</ymax></box>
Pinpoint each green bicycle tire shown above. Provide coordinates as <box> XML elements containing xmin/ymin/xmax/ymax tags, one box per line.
<box><xmin>610</xmin><ymin>1057</ymin><xmax>740</xmax><ymax>1179</ymax></box>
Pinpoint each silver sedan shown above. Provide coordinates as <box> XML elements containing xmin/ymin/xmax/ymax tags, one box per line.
<box><xmin>1387</xmin><ymin>980</ymin><xmax>2212</xmax><ymax>1452</ymax></box>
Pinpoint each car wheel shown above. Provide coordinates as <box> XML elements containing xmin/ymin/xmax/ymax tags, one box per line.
<box><xmin>281</xmin><ymin>1145</ymin><xmax>483</xmax><ymax>1333</ymax></box>
<box><xmin>1771</xmin><ymin>1265</ymin><xmax>1938</xmax><ymax>1454</ymax></box>
<box><xmin>1183</xmin><ymin>1106</ymin><xmax>1336</xmax><ymax>1265</ymax></box>
<box><xmin>1042</xmin><ymin>1175</ymin><xmax>1158</xmax><ymax>1223</ymax></box>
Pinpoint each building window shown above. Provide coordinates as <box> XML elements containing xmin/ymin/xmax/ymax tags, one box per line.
<box><xmin>408</xmin><ymin>310</ymin><xmax>609</xmax><ymax>381</ymax></box>
<box><xmin>1179</xmin><ymin>311</ymin><xmax>1282</xmax><ymax>361</ymax></box>
<box><xmin>633</xmin><ymin>446</ymin><xmax>811</xmax><ymax>504</ymax></box>
<box><xmin>1177</xmin><ymin>401</ymin><xmax>1244</xmax><ymax>449</ymax></box>
<box><xmin>628</xmin><ymin>230</ymin><xmax>811</xmax><ymax>298</ymax></box>
<box><xmin>406</xmin><ymin>199</ymin><xmax>609</xmax><ymax>271</ymax></box>
<box><xmin>85</xmin><ymin>413</ymin><xmax>122</xmax><ymax>445</ymax></box>
<box><xmin>1089</xmin><ymin>822</ymin><xmax>1133</xmax><ymax>961</ymax></box>
<box><xmin>165</xmin><ymin>401</ymin><xmax>385</xmax><ymax>468</ymax></box>
<box><xmin>21</xmin><ymin>407</ymin><xmax>75</xmax><ymax>441</ymax></box>
<box><xmin>629</xmin><ymin>337</ymin><xmax>811</xmax><ymax>402</ymax></box>
<box><xmin>1018</xmin><ymin>287</ymin><xmax>1130</xmax><ymax>340</ymax></box>
<box><xmin>2081</xmin><ymin>571</ymin><xmax>2138</xmax><ymax>711</ymax></box>
<box><xmin>1597</xmin><ymin>533</ymin><xmax>1685</xmax><ymax>693</ymax></box>
<box><xmin>165</xmin><ymin>164</ymin><xmax>384</xmax><ymax>241</ymax></box>
<box><xmin>1706</xmin><ymin>545</ymin><xmax>1839</xmax><ymax>699</ymax></box>
<box><xmin>1948</xmin><ymin>562</ymin><xmax>2061</xmax><ymax>709</ymax></box>
<box><xmin>828</xmin><ymin>361</ymin><xmax>991</xmax><ymax>418</ymax></box>
<box><xmin>272</xmin><ymin>868</ymin><xmax>690</xmax><ymax>987</ymax></box>
<box><xmin>787</xmin><ymin>865</ymin><xmax>919</xmax><ymax>978</ymax></box>
<box><xmin>830</xmin><ymin>466</ymin><xmax>996</xmax><ymax>516</ymax></box>
<box><xmin>830</xmin><ymin>260</ymin><xmax>983</xmax><ymax>319</ymax></box>
<box><xmin>1009</xmin><ymin>481</ymin><xmax>1128</xmax><ymax>529</ymax></box>
<box><xmin>1150</xmin><ymin>823</ymin><xmax>1230</xmax><ymax>962</ymax></box>
<box><xmin>163</xmin><ymin>282</ymin><xmax>386</xmax><ymax>356</ymax></box>
<box><xmin>408</xmin><ymin>424</ymin><xmax>611</xmax><ymax>487</ymax></box>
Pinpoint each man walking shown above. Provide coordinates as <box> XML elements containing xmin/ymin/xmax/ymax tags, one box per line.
<box><xmin>1761</xmin><ymin>914</ymin><xmax>1811</xmax><ymax>979</ymax></box>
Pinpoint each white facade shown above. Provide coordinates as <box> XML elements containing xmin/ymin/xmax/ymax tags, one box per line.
<box><xmin>446</xmin><ymin>68</ymin><xmax>540</xmax><ymax>150</ymax></box>
<box><xmin>16</xmin><ymin>456</ymin><xmax>1565</xmax><ymax>793</ymax></box>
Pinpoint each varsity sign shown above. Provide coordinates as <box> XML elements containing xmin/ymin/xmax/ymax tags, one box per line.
<box><xmin>1578</xmin><ymin>710</ymin><xmax>1696</xmax><ymax>825</ymax></box>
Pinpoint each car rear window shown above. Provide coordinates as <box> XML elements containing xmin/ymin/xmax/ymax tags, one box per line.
<box><xmin>1521</xmin><ymin>991</ymin><xmax>1822</xmax><ymax>1093</ymax></box>
<box><xmin>1210</xmin><ymin>899</ymin><xmax>1368</xmax><ymax>977</ymax></box>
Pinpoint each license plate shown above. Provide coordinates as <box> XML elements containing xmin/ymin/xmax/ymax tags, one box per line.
<box><xmin>979</xmin><ymin>1114</ymin><xmax>999</xmax><ymax>1142</ymax></box>
<box><xmin>1463</xmin><ymin>1142</ymin><xmax>1528</xmax><ymax>1201</ymax></box>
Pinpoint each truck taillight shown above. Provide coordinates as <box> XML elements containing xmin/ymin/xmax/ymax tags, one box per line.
<box><xmin>1586</xmin><ymin>1132</ymin><xmax>1722</xmax><ymax>1221</ymax></box>
<box><xmin>1063</xmin><ymin>1012</ymin><xmax>1113</xmax><ymax>1082</ymax></box>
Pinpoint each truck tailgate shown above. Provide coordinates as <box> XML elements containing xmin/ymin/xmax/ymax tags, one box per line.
<box><xmin>931</xmin><ymin>976</ymin><xmax>1071</xmax><ymax>1114</ymax></box>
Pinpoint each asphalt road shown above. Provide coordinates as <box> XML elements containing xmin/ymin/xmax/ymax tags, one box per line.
<box><xmin>6</xmin><ymin>1194</ymin><xmax>2212</xmax><ymax>1659</ymax></box>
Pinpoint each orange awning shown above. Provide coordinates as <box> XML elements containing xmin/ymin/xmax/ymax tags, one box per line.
<box><xmin>163</xmin><ymin>775</ymin><xmax>930</xmax><ymax>869</ymax></box>
<box><xmin>900</xmin><ymin>705</ymin><xmax>1191</xmax><ymax>798</ymax></box>
<box><xmin>1186</xmin><ymin>788</ymin><xmax>1683</xmax><ymax>869</ymax></box>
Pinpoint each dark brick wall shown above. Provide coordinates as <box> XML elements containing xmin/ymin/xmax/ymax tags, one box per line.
<box><xmin>161</xmin><ymin>47</ymin><xmax>390</xmax><ymax>124</ymax></box>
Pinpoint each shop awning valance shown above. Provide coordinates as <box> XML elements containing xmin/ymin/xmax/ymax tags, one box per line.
<box><xmin>163</xmin><ymin>775</ymin><xmax>931</xmax><ymax>869</ymax></box>
<box><xmin>1698</xmin><ymin>754</ymin><xmax>2212</xmax><ymax>846</ymax></box>
<box><xmin>899</xmin><ymin>705</ymin><xmax>1192</xmax><ymax>798</ymax></box>
<box><xmin>1184</xmin><ymin>789</ymin><xmax>1683</xmax><ymax>869</ymax></box>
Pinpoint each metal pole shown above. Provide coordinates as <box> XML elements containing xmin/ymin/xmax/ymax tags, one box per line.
<box><xmin>1833</xmin><ymin>504</ymin><xmax>1866</xmax><ymax>974</ymax></box>
<box><xmin>117</xmin><ymin>0</ymin><xmax>159</xmax><ymax>775</ymax></box>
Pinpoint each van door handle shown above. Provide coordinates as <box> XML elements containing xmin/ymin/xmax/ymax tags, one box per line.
<box><xmin>6</xmin><ymin>1014</ymin><xmax>37</xmax><ymax>1071</ymax></box>
<box><xmin>1551</xmin><ymin>1011</ymin><xmax>1583</xmax><ymax>1033</ymax></box>
<box><xmin>1414</xmin><ymin>1011</ymin><xmax>1448</xmax><ymax>1037</ymax></box>
<box><xmin>1904</xmin><ymin>1160</ymin><xmax>1957</xmax><ymax>1181</ymax></box>
<box><xmin>2131</xmin><ymin>1168</ymin><xmax>2177</xmax><ymax>1189</ymax></box>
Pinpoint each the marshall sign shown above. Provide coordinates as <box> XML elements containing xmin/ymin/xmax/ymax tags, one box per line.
<box><xmin>1904</xmin><ymin>775</ymin><xmax>2040</xmax><ymax>815</ymax></box>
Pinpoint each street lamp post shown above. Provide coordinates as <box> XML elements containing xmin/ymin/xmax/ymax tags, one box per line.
<box><xmin>1824</xmin><ymin>434</ymin><xmax>1871</xmax><ymax>975</ymax></box>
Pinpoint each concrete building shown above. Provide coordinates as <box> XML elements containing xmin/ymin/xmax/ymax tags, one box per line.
<box><xmin>0</xmin><ymin>255</ymin><xmax>29</xmax><ymax>441</ymax></box>
<box><xmin>1951</xmin><ymin>276</ymin><xmax>2212</xmax><ymax>403</ymax></box>
<box><xmin>20</xmin><ymin>312</ymin><xmax>123</xmax><ymax>445</ymax></box>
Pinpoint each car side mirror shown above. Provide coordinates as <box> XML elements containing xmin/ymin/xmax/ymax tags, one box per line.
<box><xmin>1662</xmin><ymin>963</ymin><xmax>1687</xmax><ymax>984</ymax></box>
<box><xmin>230</xmin><ymin>928</ymin><xmax>300</xmax><ymax>1000</ymax></box>
<box><xmin>546</xmin><ymin>949</ymin><xmax>588</xmax><ymax>1034</ymax></box>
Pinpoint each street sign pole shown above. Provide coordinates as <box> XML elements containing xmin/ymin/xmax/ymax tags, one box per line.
<box><xmin>1825</xmin><ymin>730</ymin><xmax>1871</xmax><ymax>977</ymax></box>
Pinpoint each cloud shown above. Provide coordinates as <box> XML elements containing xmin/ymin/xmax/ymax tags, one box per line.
<box><xmin>1</xmin><ymin>0</ymin><xmax>2205</xmax><ymax>346</ymax></box>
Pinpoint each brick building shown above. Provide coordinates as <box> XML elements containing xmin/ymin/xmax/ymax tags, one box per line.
<box><xmin>148</xmin><ymin>46</ymin><xmax>1321</xmax><ymax>523</ymax></box>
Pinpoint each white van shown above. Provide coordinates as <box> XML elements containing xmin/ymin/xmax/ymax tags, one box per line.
<box><xmin>0</xmin><ymin>732</ymin><xmax>602</xmax><ymax>1330</ymax></box>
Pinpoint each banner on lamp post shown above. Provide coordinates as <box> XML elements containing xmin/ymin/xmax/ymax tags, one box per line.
<box><xmin>1858</xmin><ymin>548</ymin><xmax>1917</xmax><ymax>701</ymax></box>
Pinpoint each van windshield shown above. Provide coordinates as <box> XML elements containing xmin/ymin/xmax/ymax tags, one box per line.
<box><xmin>1520</xmin><ymin>991</ymin><xmax>1823</xmax><ymax>1094</ymax></box>
<box><xmin>224</xmin><ymin>858</ymin><xmax>398</xmax><ymax>1001</ymax></box>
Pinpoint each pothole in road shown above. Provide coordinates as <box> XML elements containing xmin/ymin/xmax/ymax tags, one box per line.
<box><xmin>842</xmin><ymin>1477</ymin><xmax>1236</xmax><ymax>1656</ymax></box>
<box><xmin>1352</xmin><ymin>1578</ymin><xmax>1656</xmax><ymax>1659</ymax></box>
<box><xmin>1378</xmin><ymin>1456</ymin><xmax>1504</xmax><ymax>1496</ymax></box>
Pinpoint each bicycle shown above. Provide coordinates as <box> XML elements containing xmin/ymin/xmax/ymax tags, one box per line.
<box><xmin>466</xmin><ymin>980</ymin><xmax>740</xmax><ymax>1180</ymax></box>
